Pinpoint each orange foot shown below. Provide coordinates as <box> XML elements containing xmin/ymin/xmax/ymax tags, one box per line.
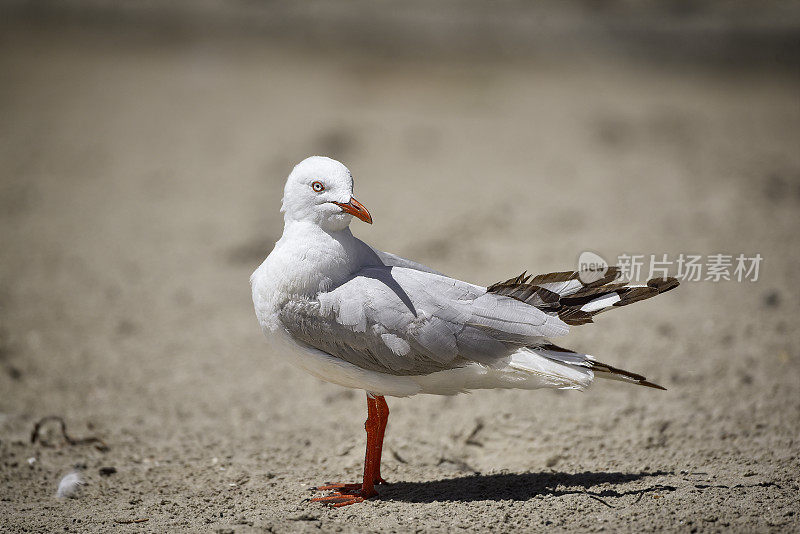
<box><xmin>311</xmin><ymin>483</ymin><xmax>378</xmax><ymax>507</ymax></box>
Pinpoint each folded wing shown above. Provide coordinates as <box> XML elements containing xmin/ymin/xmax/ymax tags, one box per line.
<box><xmin>279</xmin><ymin>266</ymin><xmax>569</xmax><ymax>376</ymax></box>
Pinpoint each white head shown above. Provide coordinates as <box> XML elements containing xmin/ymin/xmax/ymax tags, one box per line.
<box><xmin>281</xmin><ymin>156</ymin><xmax>372</xmax><ymax>231</ymax></box>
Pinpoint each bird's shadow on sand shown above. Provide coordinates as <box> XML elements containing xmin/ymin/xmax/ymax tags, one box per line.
<box><xmin>378</xmin><ymin>471</ymin><xmax>674</xmax><ymax>504</ymax></box>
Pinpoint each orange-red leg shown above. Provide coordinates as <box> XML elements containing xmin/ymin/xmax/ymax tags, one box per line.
<box><xmin>312</xmin><ymin>394</ymin><xmax>389</xmax><ymax>507</ymax></box>
<box><xmin>373</xmin><ymin>395</ymin><xmax>389</xmax><ymax>484</ymax></box>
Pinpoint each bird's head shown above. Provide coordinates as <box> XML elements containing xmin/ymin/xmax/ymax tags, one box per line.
<box><xmin>281</xmin><ymin>156</ymin><xmax>372</xmax><ymax>232</ymax></box>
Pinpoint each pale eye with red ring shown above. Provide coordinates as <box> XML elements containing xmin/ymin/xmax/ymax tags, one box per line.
<box><xmin>311</xmin><ymin>181</ymin><xmax>325</xmax><ymax>192</ymax></box>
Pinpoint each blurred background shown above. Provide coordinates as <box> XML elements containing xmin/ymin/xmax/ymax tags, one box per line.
<box><xmin>2</xmin><ymin>2</ymin><xmax>799</xmax><ymax>532</ymax></box>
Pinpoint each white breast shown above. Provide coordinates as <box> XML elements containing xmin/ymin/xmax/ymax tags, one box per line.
<box><xmin>250</xmin><ymin>222</ymin><xmax>422</xmax><ymax>396</ymax></box>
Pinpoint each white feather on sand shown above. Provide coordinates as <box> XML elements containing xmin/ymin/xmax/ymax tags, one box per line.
<box><xmin>56</xmin><ymin>471</ymin><xmax>84</xmax><ymax>498</ymax></box>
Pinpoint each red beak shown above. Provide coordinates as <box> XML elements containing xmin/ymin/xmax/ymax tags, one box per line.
<box><xmin>334</xmin><ymin>197</ymin><xmax>373</xmax><ymax>224</ymax></box>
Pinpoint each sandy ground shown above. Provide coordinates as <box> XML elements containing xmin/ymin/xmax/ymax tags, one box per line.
<box><xmin>1</xmin><ymin>23</ymin><xmax>799</xmax><ymax>533</ymax></box>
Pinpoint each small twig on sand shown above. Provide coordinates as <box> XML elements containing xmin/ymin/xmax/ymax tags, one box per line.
<box><xmin>114</xmin><ymin>518</ymin><xmax>149</xmax><ymax>524</ymax></box>
<box><xmin>391</xmin><ymin>449</ymin><xmax>407</xmax><ymax>464</ymax></box>
<box><xmin>465</xmin><ymin>419</ymin><xmax>485</xmax><ymax>447</ymax></box>
<box><xmin>633</xmin><ymin>484</ymin><xmax>676</xmax><ymax>504</ymax></box>
<box><xmin>586</xmin><ymin>493</ymin><xmax>615</xmax><ymax>508</ymax></box>
<box><xmin>30</xmin><ymin>416</ymin><xmax>109</xmax><ymax>452</ymax></box>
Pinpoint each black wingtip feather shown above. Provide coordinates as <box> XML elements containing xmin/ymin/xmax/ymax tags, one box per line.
<box><xmin>638</xmin><ymin>380</ymin><xmax>667</xmax><ymax>391</ymax></box>
<box><xmin>489</xmin><ymin>268</ymin><xmax>679</xmax><ymax>326</ymax></box>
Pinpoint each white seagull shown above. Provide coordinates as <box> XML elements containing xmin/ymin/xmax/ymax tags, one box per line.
<box><xmin>251</xmin><ymin>156</ymin><xmax>678</xmax><ymax>507</ymax></box>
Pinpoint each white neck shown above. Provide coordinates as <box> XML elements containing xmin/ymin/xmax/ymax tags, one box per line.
<box><xmin>251</xmin><ymin>220</ymin><xmax>372</xmax><ymax>325</ymax></box>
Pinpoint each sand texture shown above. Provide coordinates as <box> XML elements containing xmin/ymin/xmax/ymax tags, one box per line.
<box><xmin>1</xmin><ymin>23</ymin><xmax>799</xmax><ymax>533</ymax></box>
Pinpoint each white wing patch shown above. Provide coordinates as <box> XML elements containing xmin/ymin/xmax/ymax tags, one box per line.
<box><xmin>335</xmin><ymin>296</ymin><xmax>368</xmax><ymax>332</ymax></box>
<box><xmin>580</xmin><ymin>293</ymin><xmax>622</xmax><ymax>312</ymax></box>
<box><xmin>381</xmin><ymin>333</ymin><xmax>411</xmax><ymax>356</ymax></box>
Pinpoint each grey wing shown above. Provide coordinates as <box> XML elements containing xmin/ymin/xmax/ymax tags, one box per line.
<box><xmin>279</xmin><ymin>266</ymin><xmax>569</xmax><ymax>376</ymax></box>
<box><xmin>364</xmin><ymin>242</ymin><xmax>447</xmax><ymax>276</ymax></box>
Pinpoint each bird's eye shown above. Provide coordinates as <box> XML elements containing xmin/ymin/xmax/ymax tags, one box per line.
<box><xmin>311</xmin><ymin>181</ymin><xmax>325</xmax><ymax>192</ymax></box>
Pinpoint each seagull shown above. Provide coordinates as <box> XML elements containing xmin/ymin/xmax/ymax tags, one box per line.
<box><xmin>251</xmin><ymin>156</ymin><xmax>679</xmax><ymax>507</ymax></box>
